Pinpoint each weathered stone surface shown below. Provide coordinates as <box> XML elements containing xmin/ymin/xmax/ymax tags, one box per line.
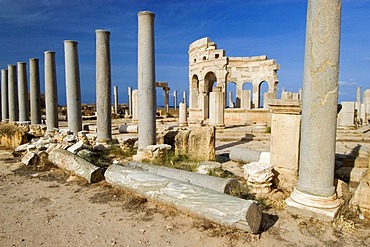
<box><xmin>350</xmin><ymin>176</ymin><xmax>370</xmax><ymax>218</ymax></box>
<box><xmin>187</xmin><ymin>126</ymin><xmax>215</xmax><ymax>161</ymax></box>
<box><xmin>229</xmin><ymin>147</ymin><xmax>261</xmax><ymax>164</ymax></box>
<box><xmin>48</xmin><ymin>148</ymin><xmax>104</xmax><ymax>183</ymax></box>
<box><xmin>22</xmin><ymin>152</ymin><xmax>37</xmax><ymax>165</ymax></box>
<box><xmin>0</xmin><ymin>124</ymin><xmax>30</xmax><ymax>149</ymax></box>
<box><xmin>105</xmin><ymin>164</ymin><xmax>262</xmax><ymax>233</ymax></box>
<box><xmin>67</xmin><ymin>140</ymin><xmax>85</xmax><ymax>154</ymax></box>
<box><xmin>127</xmin><ymin>162</ymin><xmax>240</xmax><ymax>194</ymax></box>
<box><xmin>243</xmin><ymin>162</ymin><xmax>274</xmax><ymax>193</ymax></box>
<box><xmin>133</xmin><ymin>144</ymin><xmax>172</xmax><ymax>162</ymax></box>
<box><xmin>196</xmin><ymin>161</ymin><xmax>222</xmax><ymax>175</ymax></box>
<box><xmin>174</xmin><ymin>130</ymin><xmax>191</xmax><ymax>156</ymax></box>
<box><xmin>76</xmin><ymin>149</ymin><xmax>96</xmax><ymax>163</ymax></box>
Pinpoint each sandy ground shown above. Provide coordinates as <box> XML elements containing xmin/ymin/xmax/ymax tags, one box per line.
<box><xmin>1</xmin><ymin>147</ymin><xmax>370</xmax><ymax>247</ymax></box>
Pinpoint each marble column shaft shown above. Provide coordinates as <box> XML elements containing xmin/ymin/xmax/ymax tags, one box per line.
<box><xmin>95</xmin><ymin>30</ymin><xmax>112</xmax><ymax>142</ymax></box>
<box><xmin>295</xmin><ymin>0</ymin><xmax>341</xmax><ymax>198</ymax></box>
<box><xmin>209</xmin><ymin>91</ymin><xmax>225</xmax><ymax>128</ymax></box>
<box><xmin>44</xmin><ymin>51</ymin><xmax>58</xmax><ymax>131</ymax></box>
<box><xmin>178</xmin><ymin>102</ymin><xmax>187</xmax><ymax>126</ymax></box>
<box><xmin>114</xmin><ymin>86</ymin><xmax>118</xmax><ymax>114</ymax></box>
<box><xmin>173</xmin><ymin>90</ymin><xmax>177</xmax><ymax>110</ymax></box>
<box><xmin>29</xmin><ymin>58</ymin><xmax>42</xmax><ymax>124</ymax></box>
<box><xmin>1</xmin><ymin>69</ymin><xmax>8</xmax><ymax>120</ymax></box>
<box><xmin>132</xmin><ymin>89</ymin><xmax>138</xmax><ymax>121</ymax></box>
<box><xmin>138</xmin><ymin>11</ymin><xmax>156</xmax><ymax>149</ymax></box>
<box><xmin>64</xmin><ymin>40</ymin><xmax>82</xmax><ymax>135</ymax></box>
<box><xmin>128</xmin><ymin>87</ymin><xmax>132</xmax><ymax>116</ymax></box>
<box><xmin>17</xmin><ymin>62</ymin><xmax>29</xmax><ymax>122</ymax></box>
<box><xmin>8</xmin><ymin>64</ymin><xmax>18</xmax><ymax>122</ymax></box>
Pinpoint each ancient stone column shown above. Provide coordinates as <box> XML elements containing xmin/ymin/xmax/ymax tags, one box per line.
<box><xmin>286</xmin><ymin>0</ymin><xmax>342</xmax><ymax>220</ymax></box>
<box><xmin>113</xmin><ymin>86</ymin><xmax>118</xmax><ymax>115</ymax></box>
<box><xmin>356</xmin><ymin>87</ymin><xmax>361</xmax><ymax>125</ymax></box>
<box><xmin>29</xmin><ymin>58</ymin><xmax>42</xmax><ymax>124</ymax></box>
<box><xmin>64</xmin><ymin>40</ymin><xmax>82</xmax><ymax>135</ymax></box>
<box><xmin>173</xmin><ymin>90</ymin><xmax>177</xmax><ymax>110</ymax></box>
<box><xmin>241</xmin><ymin>90</ymin><xmax>251</xmax><ymax>110</ymax></box>
<box><xmin>128</xmin><ymin>86</ymin><xmax>132</xmax><ymax>116</ymax></box>
<box><xmin>228</xmin><ymin>91</ymin><xmax>234</xmax><ymax>108</ymax></box>
<box><xmin>178</xmin><ymin>102</ymin><xmax>187</xmax><ymax>127</ymax></box>
<box><xmin>164</xmin><ymin>88</ymin><xmax>169</xmax><ymax>113</ymax></box>
<box><xmin>44</xmin><ymin>51</ymin><xmax>58</xmax><ymax>131</ymax></box>
<box><xmin>96</xmin><ymin>30</ymin><xmax>112</xmax><ymax>143</ymax></box>
<box><xmin>364</xmin><ymin>89</ymin><xmax>370</xmax><ymax>123</ymax></box>
<box><xmin>138</xmin><ymin>11</ymin><xmax>156</xmax><ymax>149</ymax></box>
<box><xmin>17</xmin><ymin>62</ymin><xmax>29</xmax><ymax>122</ymax></box>
<box><xmin>132</xmin><ymin>89</ymin><xmax>138</xmax><ymax>121</ymax></box>
<box><xmin>8</xmin><ymin>64</ymin><xmax>18</xmax><ymax>122</ymax></box>
<box><xmin>337</xmin><ymin>101</ymin><xmax>356</xmax><ymax>129</ymax></box>
<box><xmin>1</xmin><ymin>69</ymin><xmax>8</xmax><ymax>120</ymax></box>
<box><xmin>209</xmin><ymin>91</ymin><xmax>225</xmax><ymax>129</ymax></box>
<box><xmin>183</xmin><ymin>91</ymin><xmax>186</xmax><ymax>104</ymax></box>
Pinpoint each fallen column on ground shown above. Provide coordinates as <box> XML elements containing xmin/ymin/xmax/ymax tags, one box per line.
<box><xmin>48</xmin><ymin>148</ymin><xmax>104</xmax><ymax>183</ymax></box>
<box><xmin>127</xmin><ymin>161</ymin><xmax>240</xmax><ymax>194</ymax></box>
<box><xmin>118</xmin><ymin>125</ymin><xmax>138</xmax><ymax>133</ymax></box>
<box><xmin>105</xmin><ymin>164</ymin><xmax>262</xmax><ymax>233</ymax></box>
<box><xmin>229</xmin><ymin>147</ymin><xmax>270</xmax><ymax>164</ymax></box>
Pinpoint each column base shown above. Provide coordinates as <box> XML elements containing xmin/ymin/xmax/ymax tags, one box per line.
<box><xmin>286</xmin><ymin>188</ymin><xmax>342</xmax><ymax>221</ymax></box>
<box><xmin>178</xmin><ymin>122</ymin><xmax>188</xmax><ymax>127</ymax></box>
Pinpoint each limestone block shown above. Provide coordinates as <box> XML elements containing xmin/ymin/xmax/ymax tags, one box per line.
<box><xmin>174</xmin><ymin>130</ymin><xmax>191</xmax><ymax>156</ymax></box>
<box><xmin>350</xmin><ymin>177</ymin><xmax>370</xmax><ymax>218</ymax></box>
<box><xmin>229</xmin><ymin>147</ymin><xmax>261</xmax><ymax>163</ymax></box>
<box><xmin>119</xmin><ymin>137</ymin><xmax>138</xmax><ymax>151</ymax></box>
<box><xmin>29</xmin><ymin>124</ymin><xmax>47</xmax><ymax>137</ymax></box>
<box><xmin>67</xmin><ymin>140</ymin><xmax>86</xmax><ymax>154</ymax></box>
<box><xmin>337</xmin><ymin>101</ymin><xmax>356</xmax><ymax>129</ymax></box>
<box><xmin>196</xmin><ymin>161</ymin><xmax>222</xmax><ymax>174</ymax></box>
<box><xmin>187</xmin><ymin>126</ymin><xmax>215</xmax><ymax>161</ymax></box>
<box><xmin>22</xmin><ymin>152</ymin><xmax>37</xmax><ymax>165</ymax></box>
<box><xmin>0</xmin><ymin>124</ymin><xmax>30</xmax><ymax>149</ymax></box>
<box><xmin>335</xmin><ymin>167</ymin><xmax>367</xmax><ymax>187</ymax></box>
<box><xmin>270</xmin><ymin>113</ymin><xmax>301</xmax><ymax>171</ymax></box>
<box><xmin>63</xmin><ymin>134</ymin><xmax>78</xmax><ymax>143</ymax></box>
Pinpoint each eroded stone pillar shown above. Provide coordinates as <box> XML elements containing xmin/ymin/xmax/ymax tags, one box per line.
<box><xmin>209</xmin><ymin>91</ymin><xmax>225</xmax><ymax>129</ymax></box>
<box><xmin>128</xmin><ymin>86</ymin><xmax>132</xmax><ymax>116</ymax></box>
<box><xmin>44</xmin><ymin>51</ymin><xmax>58</xmax><ymax>131</ymax></box>
<box><xmin>1</xmin><ymin>69</ymin><xmax>8</xmax><ymax>120</ymax></box>
<box><xmin>241</xmin><ymin>90</ymin><xmax>251</xmax><ymax>110</ymax></box>
<box><xmin>228</xmin><ymin>91</ymin><xmax>234</xmax><ymax>108</ymax></box>
<box><xmin>337</xmin><ymin>101</ymin><xmax>356</xmax><ymax>129</ymax></box>
<box><xmin>164</xmin><ymin>88</ymin><xmax>169</xmax><ymax>113</ymax></box>
<box><xmin>96</xmin><ymin>30</ymin><xmax>112</xmax><ymax>143</ymax></box>
<box><xmin>8</xmin><ymin>64</ymin><xmax>18</xmax><ymax>122</ymax></box>
<box><xmin>29</xmin><ymin>58</ymin><xmax>41</xmax><ymax>124</ymax></box>
<box><xmin>356</xmin><ymin>87</ymin><xmax>361</xmax><ymax>125</ymax></box>
<box><xmin>173</xmin><ymin>90</ymin><xmax>177</xmax><ymax>110</ymax></box>
<box><xmin>286</xmin><ymin>0</ymin><xmax>342</xmax><ymax>220</ymax></box>
<box><xmin>17</xmin><ymin>62</ymin><xmax>29</xmax><ymax>122</ymax></box>
<box><xmin>132</xmin><ymin>89</ymin><xmax>138</xmax><ymax>121</ymax></box>
<box><xmin>138</xmin><ymin>11</ymin><xmax>156</xmax><ymax>149</ymax></box>
<box><xmin>113</xmin><ymin>86</ymin><xmax>118</xmax><ymax>115</ymax></box>
<box><xmin>183</xmin><ymin>91</ymin><xmax>186</xmax><ymax>104</ymax></box>
<box><xmin>64</xmin><ymin>40</ymin><xmax>82</xmax><ymax>135</ymax></box>
<box><xmin>364</xmin><ymin>89</ymin><xmax>370</xmax><ymax>123</ymax></box>
<box><xmin>178</xmin><ymin>102</ymin><xmax>187</xmax><ymax>127</ymax></box>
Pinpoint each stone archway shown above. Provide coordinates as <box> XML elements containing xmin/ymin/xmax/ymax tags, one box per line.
<box><xmin>203</xmin><ymin>72</ymin><xmax>217</xmax><ymax>119</ymax></box>
<box><xmin>190</xmin><ymin>74</ymin><xmax>199</xmax><ymax>108</ymax></box>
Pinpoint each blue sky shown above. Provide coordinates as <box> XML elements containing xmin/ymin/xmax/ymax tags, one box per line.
<box><xmin>0</xmin><ymin>0</ymin><xmax>369</xmax><ymax>105</ymax></box>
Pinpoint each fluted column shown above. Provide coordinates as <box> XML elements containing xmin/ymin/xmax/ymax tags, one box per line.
<box><xmin>64</xmin><ymin>40</ymin><xmax>82</xmax><ymax>135</ymax></box>
<box><xmin>96</xmin><ymin>30</ymin><xmax>112</xmax><ymax>142</ymax></box>
<box><xmin>113</xmin><ymin>86</ymin><xmax>118</xmax><ymax>115</ymax></box>
<box><xmin>44</xmin><ymin>51</ymin><xmax>58</xmax><ymax>132</ymax></box>
<box><xmin>29</xmin><ymin>58</ymin><xmax>41</xmax><ymax>124</ymax></box>
<box><xmin>17</xmin><ymin>62</ymin><xmax>29</xmax><ymax>122</ymax></box>
<box><xmin>8</xmin><ymin>64</ymin><xmax>18</xmax><ymax>122</ymax></box>
<box><xmin>138</xmin><ymin>11</ymin><xmax>156</xmax><ymax>149</ymax></box>
<box><xmin>286</xmin><ymin>0</ymin><xmax>342</xmax><ymax>220</ymax></box>
<box><xmin>1</xmin><ymin>69</ymin><xmax>8</xmax><ymax>120</ymax></box>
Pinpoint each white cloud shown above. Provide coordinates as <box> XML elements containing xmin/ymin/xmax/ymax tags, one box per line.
<box><xmin>339</xmin><ymin>80</ymin><xmax>360</xmax><ymax>87</ymax></box>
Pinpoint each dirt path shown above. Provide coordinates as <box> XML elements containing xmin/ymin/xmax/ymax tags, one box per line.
<box><xmin>0</xmin><ymin>149</ymin><xmax>369</xmax><ymax>247</ymax></box>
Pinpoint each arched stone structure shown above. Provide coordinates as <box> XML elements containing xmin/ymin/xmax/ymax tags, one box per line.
<box><xmin>188</xmin><ymin>37</ymin><xmax>279</xmax><ymax>123</ymax></box>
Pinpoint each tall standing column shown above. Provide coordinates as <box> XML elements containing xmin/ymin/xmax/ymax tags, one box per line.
<box><xmin>173</xmin><ymin>90</ymin><xmax>177</xmax><ymax>110</ymax></box>
<box><xmin>209</xmin><ymin>91</ymin><xmax>225</xmax><ymax>129</ymax></box>
<box><xmin>96</xmin><ymin>30</ymin><xmax>112</xmax><ymax>143</ymax></box>
<box><xmin>113</xmin><ymin>86</ymin><xmax>118</xmax><ymax>114</ymax></box>
<box><xmin>29</xmin><ymin>58</ymin><xmax>41</xmax><ymax>124</ymax></box>
<box><xmin>1</xmin><ymin>69</ymin><xmax>8</xmax><ymax>120</ymax></box>
<box><xmin>64</xmin><ymin>40</ymin><xmax>82</xmax><ymax>135</ymax></box>
<box><xmin>286</xmin><ymin>0</ymin><xmax>341</xmax><ymax>220</ymax></box>
<box><xmin>138</xmin><ymin>11</ymin><xmax>156</xmax><ymax>149</ymax></box>
<box><xmin>8</xmin><ymin>64</ymin><xmax>18</xmax><ymax>122</ymax></box>
<box><xmin>356</xmin><ymin>87</ymin><xmax>361</xmax><ymax>125</ymax></box>
<box><xmin>17</xmin><ymin>62</ymin><xmax>29</xmax><ymax>122</ymax></box>
<box><xmin>183</xmin><ymin>91</ymin><xmax>186</xmax><ymax>104</ymax></box>
<box><xmin>44</xmin><ymin>51</ymin><xmax>58</xmax><ymax>132</ymax></box>
<box><xmin>128</xmin><ymin>86</ymin><xmax>132</xmax><ymax>116</ymax></box>
<box><xmin>132</xmin><ymin>89</ymin><xmax>138</xmax><ymax>121</ymax></box>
